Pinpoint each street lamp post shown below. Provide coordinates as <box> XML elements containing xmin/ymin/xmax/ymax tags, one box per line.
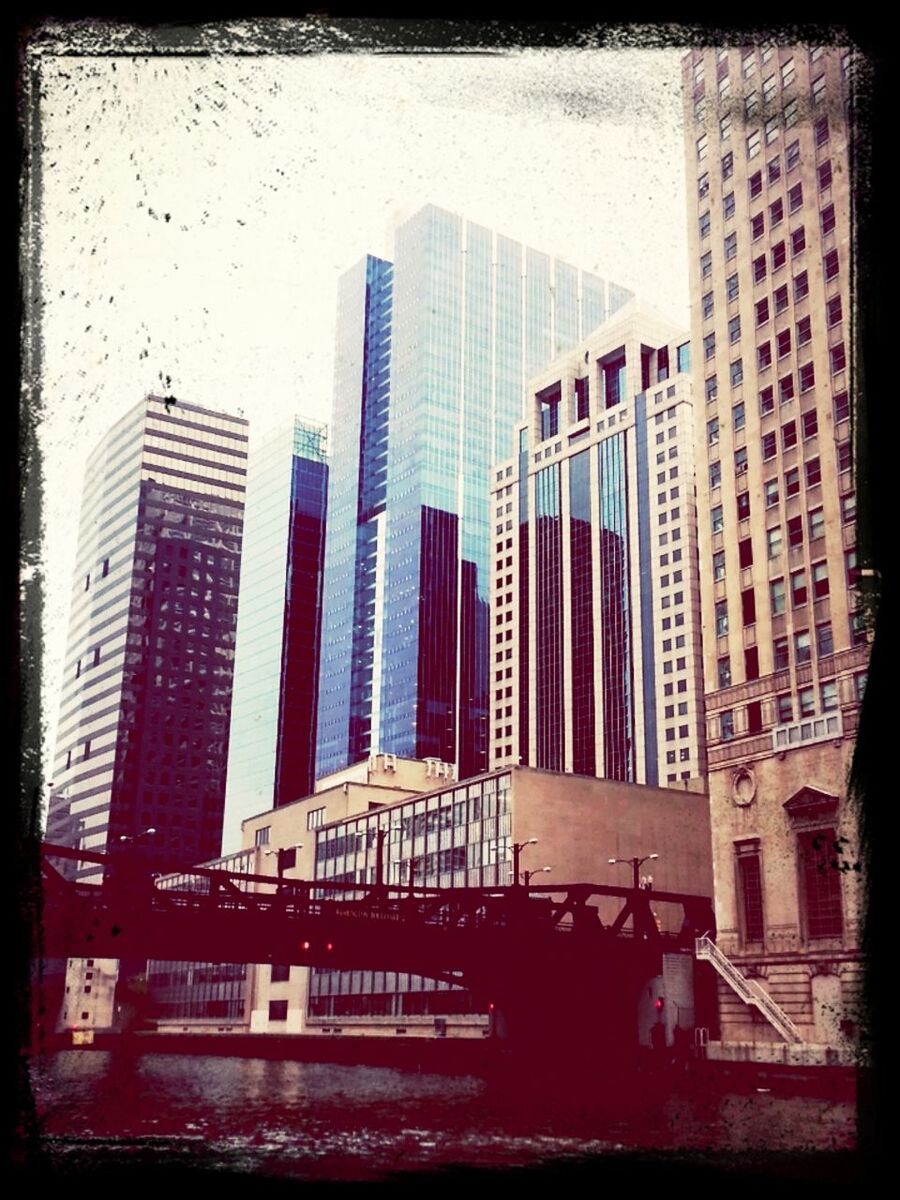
<box><xmin>522</xmin><ymin>866</ymin><xmax>553</xmax><ymax>887</ymax></box>
<box><xmin>512</xmin><ymin>837</ymin><xmax>538</xmax><ymax>886</ymax></box>
<box><xmin>265</xmin><ymin>843</ymin><xmax>303</xmax><ymax>878</ymax></box>
<box><xmin>608</xmin><ymin>853</ymin><xmax>659</xmax><ymax>890</ymax></box>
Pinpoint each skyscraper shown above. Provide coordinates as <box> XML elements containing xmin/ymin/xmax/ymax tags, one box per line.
<box><xmin>682</xmin><ymin>44</ymin><xmax>867</xmax><ymax>1051</ymax></box>
<box><xmin>47</xmin><ymin>395</ymin><xmax>248</xmax><ymax>880</ymax></box>
<box><xmin>489</xmin><ymin>303</ymin><xmax>706</xmax><ymax>786</ymax></box>
<box><xmin>316</xmin><ymin>204</ymin><xmax>633</xmax><ymax>781</ymax></box>
<box><xmin>222</xmin><ymin>417</ymin><xmax>328</xmax><ymax>846</ymax></box>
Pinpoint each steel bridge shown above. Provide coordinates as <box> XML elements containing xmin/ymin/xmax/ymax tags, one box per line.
<box><xmin>38</xmin><ymin>843</ymin><xmax>717</xmax><ymax>1063</ymax></box>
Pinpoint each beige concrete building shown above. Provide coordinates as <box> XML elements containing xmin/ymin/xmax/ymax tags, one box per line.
<box><xmin>489</xmin><ymin>303</ymin><xmax>705</xmax><ymax>790</ymax></box>
<box><xmin>682</xmin><ymin>44</ymin><xmax>868</xmax><ymax>1061</ymax></box>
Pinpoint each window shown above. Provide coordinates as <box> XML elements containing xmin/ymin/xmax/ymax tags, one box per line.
<box><xmin>772</xmin><ymin>240</ymin><xmax>786</xmax><ymax>271</ymax></box>
<box><xmin>704</xmin><ymin>332</ymin><xmax>716</xmax><ymax>361</ymax></box>
<box><xmin>733</xmin><ymin>401</ymin><xmax>746</xmax><ymax>431</ymax></box>
<box><xmin>759</xmin><ymin>385</ymin><xmax>775</xmax><ymax>416</ymax></box>
<box><xmin>830</xmin><ymin>343</ymin><xmax>847</xmax><ymax>374</ymax></box>
<box><xmin>781</xmin><ymin>56</ymin><xmax>795</xmax><ymax>88</ymax></box>
<box><xmin>837</xmin><ymin>440</ymin><xmax>852</xmax><ymax>474</ymax></box>
<box><xmin>798</xmin><ymin>686</ymin><xmax>815</xmax><ymax>716</ymax></box>
<box><xmin>730</xmin><ymin>358</ymin><xmax>743</xmax><ymax>387</ymax></box>
<box><xmin>722</xmin><ymin>149</ymin><xmax>734</xmax><ymax>180</ymax></box>
<box><xmin>742</xmin><ymin>50</ymin><xmax>757</xmax><ymax>77</ymax></box>
<box><xmin>756</xmin><ymin>297</ymin><xmax>769</xmax><ymax>327</ymax></box>
<box><xmin>734</xmin><ymin>446</ymin><xmax>748</xmax><ymax>474</ymax></box>
<box><xmin>705</xmin><ymin>374</ymin><xmax>718</xmax><ymax>402</ymax></box>
<box><xmin>726</xmin><ymin>272</ymin><xmax>739</xmax><ymax>301</ymax></box>
<box><xmin>779</xmin><ymin>374</ymin><xmax>795</xmax><ymax>404</ymax></box>
<box><xmin>702</xmin><ymin>291</ymin><xmax>714</xmax><ymax>320</ymax></box>
<box><xmin>821</xmin><ymin>203</ymin><xmax>836</xmax><ymax>236</ymax></box>
<box><xmin>770</xmin><ymin>577</ymin><xmax>786</xmax><ymax>615</ymax></box>
<box><xmin>796</xmin><ymin>315</ymin><xmax>811</xmax><ymax>346</ymax></box>
<box><xmin>770</xmin><ymin>197</ymin><xmax>784</xmax><ymax>227</ymax></box>
<box><xmin>739</xmin><ymin>536</ymin><xmax>754</xmax><ymax>568</ymax></box>
<box><xmin>788</xmin><ymin>182</ymin><xmax>803</xmax><ymax>215</ymax></box>
<box><xmin>307</xmin><ymin>806</ymin><xmax>326</xmax><ymax>830</ymax></box>
<box><xmin>747</xmin><ymin>130</ymin><xmax>760</xmax><ymax>159</ymax></box>
<box><xmin>698</xmin><ymin>171</ymin><xmax>710</xmax><ymax>199</ymax></box>
<box><xmin>782</xmin><ymin>420</ymin><xmax>797</xmax><ymax>449</ymax></box>
<box><xmin>827</xmin><ymin>295</ymin><xmax>842</xmax><ymax>327</ymax></box>
<box><xmin>93</xmin><ymin>645</ymin><xmax>101</xmax><ymax>667</ymax></box>
<box><xmin>817</xmin><ymin>159</ymin><xmax>833</xmax><ymax>193</ymax></box>
<box><xmin>776</xmin><ymin>694</ymin><xmax>793</xmax><ymax>722</ymax></box>
<box><xmin>707</xmin><ymin>417</ymin><xmax>720</xmax><ymax>446</ymax></box>
<box><xmin>697</xmin><ymin>133</ymin><xmax>709</xmax><ymax>160</ymax></box>
<box><xmin>758</xmin><ymin>340</ymin><xmax>774</xmax><ymax>372</ymax></box>
<box><xmin>774</xmin><ymin>284</ymin><xmax>789</xmax><ymax>314</ymax></box>
<box><xmin>768</xmin><ymin>154</ymin><xmax>781</xmax><ymax>184</ymax></box>
<box><xmin>812</xmin><ymin>554</ymin><xmax>830</xmax><ymax>597</ymax></box>
<box><xmin>764</xmin><ymin>115</ymin><xmax>779</xmax><ymax>145</ymax></box>
<box><xmin>718</xmin><ymin>656</ymin><xmax>732</xmax><ymax>687</ymax></box>
<box><xmin>777</xmin><ymin>328</ymin><xmax>791</xmax><ymax>358</ymax></box>
<box><xmin>855</xmin><ymin>671</ymin><xmax>867</xmax><ymax>703</ymax></box>
<box><xmin>784</xmin><ymin>97</ymin><xmax>799</xmax><ymax>129</ymax></box>
<box><xmin>720</xmin><ymin>112</ymin><xmax>732</xmax><ymax>140</ymax></box>
<box><xmin>762</xmin><ymin>431</ymin><xmax>777</xmax><ymax>460</ymax></box>
<box><xmin>699</xmin><ymin>210</ymin><xmax>711</xmax><ymax>239</ymax></box>
<box><xmin>791</xmin><ymin>225</ymin><xmax>806</xmax><ymax>255</ymax></box>
<box><xmin>724</xmin><ymin>191</ymin><xmax>736</xmax><ymax>219</ymax></box>
<box><xmin>811</xmin><ymin>73</ymin><xmax>826</xmax><ymax>106</ymax></box>
<box><xmin>794</xmin><ymin>629</ymin><xmax>811</xmax><ymax>664</ymax></box>
<box><xmin>753</xmin><ymin>254</ymin><xmax>767</xmax><ymax>284</ymax></box>
<box><xmin>736</xmin><ymin>841</ymin><xmax>765</xmax><ymax>943</ymax></box>
<box><xmin>741</xmin><ymin>586</ymin><xmax>756</xmax><ymax>625</ymax></box>
<box><xmin>721</xmin><ymin>710</ymin><xmax>735</xmax><ymax>740</ymax></box>
<box><xmin>788</xmin><ymin>514</ymin><xmax>804</xmax><ymax>547</ymax></box>
<box><xmin>711</xmin><ymin>504</ymin><xmax>724</xmax><ymax>534</ymax></box>
<box><xmin>814</xmin><ymin>115</ymin><xmax>830</xmax><ymax>147</ymax></box>
<box><xmin>799</xmin><ymin>830</ymin><xmax>843</xmax><ymax>939</ymax></box>
<box><xmin>762</xmin><ymin>73</ymin><xmax>776</xmax><ymax>103</ymax></box>
<box><xmin>102</xmin><ymin>557</ymin><xmax>110</xmax><ymax>577</ymax></box>
<box><xmin>268</xmin><ymin>1000</ymin><xmax>289</xmax><ymax>1022</ymax></box>
<box><xmin>841</xmin><ymin>493</ymin><xmax>857</xmax><ymax>525</ymax></box>
<box><xmin>824</xmin><ymin>249</ymin><xmax>839</xmax><ymax>281</ymax></box>
<box><xmin>715</xmin><ymin>599</ymin><xmax>728</xmax><ymax>636</ymax></box>
<box><xmin>713</xmin><ymin>549</ymin><xmax>726</xmax><ymax>581</ymax></box>
<box><xmin>84</xmin><ymin>573</ymin><xmax>90</xmax><ymax>591</ymax></box>
<box><xmin>794</xmin><ymin>270</ymin><xmax>809</xmax><ymax>301</ymax></box>
<box><xmin>774</xmin><ymin>636</ymin><xmax>790</xmax><ymax>671</ymax></box>
<box><xmin>791</xmin><ymin>569</ymin><xmax>807</xmax><ymax>607</ymax></box>
<box><xmin>767</xmin><ymin>526</ymin><xmax>783</xmax><ymax>558</ymax></box>
<box><xmin>701</xmin><ymin>251</ymin><xmax>712</xmax><ymax>279</ymax></box>
<box><xmin>677</xmin><ymin>342</ymin><xmax>691</xmax><ymax>373</ymax></box>
<box><xmin>724</xmin><ymin>232</ymin><xmax>737</xmax><ymax>261</ymax></box>
<box><xmin>816</xmin><ymin>622</ymin><xmax>834</xmax><ymax>657</ymax></box>
<box><xmin>833</xmin><ymin>391</ymin><xmax>850</xmax><ymax>423</ymax></box>
<box><xmin>737</xmin><ymin>491</ymin><xmax>751</xmax><ymax>521</ymax></box>
<box><xmin>765</xmin><ymin>478</ymin><xmax>779</xmax><ymax>508</ymax></box>
<box><xmin>271</xmin><ymin>964</ymin><xmax>291</xmax><ymax>983</ymax></box>
<box><xmin>850</xmin><ymin>610</ymin><xmax>868</xmax><ymax>647</ymax></box>
<box><xmin>784</xmin><ymin>466</ymin><xmax>800</xmax><ymax>498</ymax></box>
<box><xmin>709</xmin><ymin>460</ymin><xmax>722</xmax><ymax>490</ymax></box>
<box><xmin>751</xmin><ymin>212</ymin><xmax>765</xmax><ymax>240</ymax></box>
<box><xmin>729</xmin><ymin>315</ymin><xmax>741</xmax><ymax>344</ymax></box>
<box><xmin>255</xmin><ymin>826</ymin><xmax>271</xmax><ymax>847</ymax></box>
<box><xmin>799</xmin><ymin>362</ymin><xmax>815</xmax><ymax>392</ymax></box>
<box><xmin>786</xmin><ymin>139</ymin><xmax>801</xmax><ymax>171</ymax></box>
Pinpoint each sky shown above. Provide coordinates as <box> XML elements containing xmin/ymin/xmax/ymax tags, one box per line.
<box><xmin>24</xmin><ymin>22</ymin><xmax>694</xmax><ymax>785</ymax></box>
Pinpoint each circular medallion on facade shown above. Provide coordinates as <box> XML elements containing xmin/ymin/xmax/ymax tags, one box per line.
<box><xmin>732</xmin><ymin>767</ymin><xmax>756</xmax><ymax>806</ymax></box>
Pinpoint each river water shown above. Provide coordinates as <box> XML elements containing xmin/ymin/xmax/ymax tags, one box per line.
<box><xmin>23</xmin><ymin>1051</ymin><xmax>861</xmax><ymax>1183</ymax></box>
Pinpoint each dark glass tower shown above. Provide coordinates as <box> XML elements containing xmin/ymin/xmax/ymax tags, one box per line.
<box><xmin>316</xmin><ymin>205</ymin><xmax>632</xmax><ymax>781</ymax></box>
<box><xmin>223</xmin><ymin>419</ymin><xmax>328</xmax><ymax>845</ymax></box>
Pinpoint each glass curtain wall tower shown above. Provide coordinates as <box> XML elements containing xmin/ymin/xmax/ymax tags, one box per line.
<box><xmin>47</xmin><ymin>395</ymin><xmax>247</xmax><ymax>884</ymax></box>
<box><xmin>316</xmin><ymin>204</ymin><xmax>632</xmax><ymax>782</ymax></box>
<box><xmin>223</xmin><ymin>419</ymin><xmax>328</xmax><ymax>848</ymax></box>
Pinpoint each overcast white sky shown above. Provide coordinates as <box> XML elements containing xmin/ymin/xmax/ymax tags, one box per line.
<box><xmin>25</xmin><ymin>26</ymin><xmax>693</xmax><ymax>782</ymax></box>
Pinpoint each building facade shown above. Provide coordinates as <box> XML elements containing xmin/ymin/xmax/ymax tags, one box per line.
<box><xmin>222</xmin><ymin>418</ymin><xmax>328</xmax><ymax>847</ymax></box>
<box><xmin>46</xmin><ymin>395</ymin><xmax>247</xmax><ymax>1030</ymax></box>
<box><xmin>315</xmin><ymin>205</ymin><xmax>633</xmax><ymax>783</ymax></box>
<box><xmin>239</xmin><ymin>765</ymin><xmax>713</xmax><ymax>1040</ymax></box>
<box><xmin>682</xmin><ymin>44</ymin><xmax>867</xmax><ymax>1055</ymax></box>
<box><xmin>489</xmin><ymin>304</ymin><xmax>705</xmax><ymax>786</ymax></box>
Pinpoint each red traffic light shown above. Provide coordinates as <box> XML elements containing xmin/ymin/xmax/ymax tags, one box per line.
<box><xmin>654</xmin><ymin>997</ymin><xmax>665</xmax><ymax>1012</ymax></box>
<box><xmin>325</xmin><ymin>942</ymin><xmax>334</xmax><ymax>952</ymax></box>
<box><xmin>301</xmin><ymin>941</ymin><xmax>310</xmax><ymax>951</ymax></box>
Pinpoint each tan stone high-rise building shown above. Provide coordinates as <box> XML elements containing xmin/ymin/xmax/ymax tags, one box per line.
<box><xmin>681</xmin><ymin>44</ymin><xmax>869</xmax><ymax>1059</ymax></box>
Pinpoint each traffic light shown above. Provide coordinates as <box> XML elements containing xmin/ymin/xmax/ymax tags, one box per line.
<box><xmin>654</xmin><ymin>996</ymin><xmax>665</xmax><ymax>1013</ymax></box>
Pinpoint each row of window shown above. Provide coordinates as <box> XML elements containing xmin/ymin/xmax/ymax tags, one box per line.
<box><xmin>698</xmin><ymin>112</ymin><xmax>830</xmax><ymax>164</ymax></box>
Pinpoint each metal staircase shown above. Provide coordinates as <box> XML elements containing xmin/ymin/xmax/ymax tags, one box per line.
<box><xmin>695</xmin><ymin>934</ymin><xmax>803</xmax><ymax>1044</ymax></box>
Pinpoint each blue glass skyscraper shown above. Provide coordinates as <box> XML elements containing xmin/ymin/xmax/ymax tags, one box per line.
<box><xmin>316</xmin><ymin>205</ymin><xmax>632</xmax><ymax>781</ymax></box>
<box><xmin>223</xmin><ymin>419</ymin><xmax>327</xmax><ymax>847</ymax></box>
